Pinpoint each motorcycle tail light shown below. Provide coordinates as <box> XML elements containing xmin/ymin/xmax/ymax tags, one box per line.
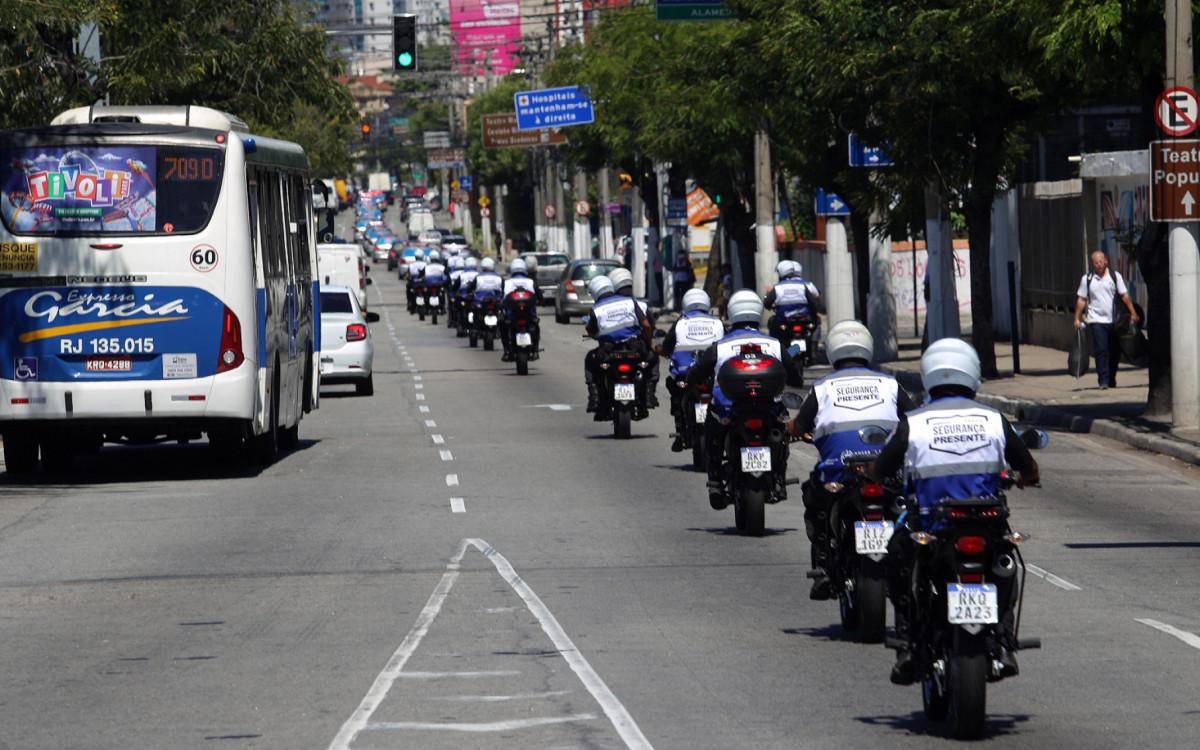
<box><xmin>959</xmin><ymin>573</ymin><xmax>984</xmax><ymax>584</ymax></box>
<box><xmin>517</xmin><ymin>319</ymin><xmax>527</xmax><ymax>325</ymax></box>
<box><xmin>824</xmin><ymin>482</ymin><xmax>844</xmax><ymax>493</ymax></box>
<box><xmin>617</xmin><ymin>364</ymin><xmax>632</xmax><ymax>373</ymax></box>
<box><xmin>744</xmin><ymin>418</ymin><xmax>764</xmax><ymax>429</ymax></box>
<box><xmin>980</xmin><ymin>507</ymin><xmax>1002</xmax><ymax>518</ymax></box>
<box><xmin>911</xmin><ymin>531</ymin><xmax>935</xmax><ymax>546</ymax></box>
<box><xmin>861</xmin><ymin>483</ymin><xmax>883</xmax><ymax>499</ymax></box>
<box><xmin>748</xmin><ymin>440</ymin><xmax>763</xmax><ymax>447</ymax></box>
<box><xmin>955</xmin><ymin>536</ymin><xmax>987</xmax><ymax>554</ymax></box>
<box><xmin>948</xmin><ymin>508</ymin><xmax>970</xmax><ymax>519</ymax></box>
<box><xmin>698</xmin><ymin>382</ymin><xmax>711</xmax><ymax>392</ymax></box>
<box><xmin>792</xmin><ymin>325</ymin><xmax>804</xmax><ymax>332</ymax></box>
<box><xmin>864</xmin><ymin>512</ymin><xmax>884</xmax><ymax>521</ymax></box>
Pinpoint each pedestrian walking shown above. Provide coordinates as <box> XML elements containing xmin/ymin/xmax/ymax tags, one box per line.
<box><xmin>1073</xmin><ymin>251</ymin><xmax>1139</xmax><ymax>389</ymax></box>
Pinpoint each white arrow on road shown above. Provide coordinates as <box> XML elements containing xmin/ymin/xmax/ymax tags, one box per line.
<box><xmin>1185</xmin><ymin>191</ymin><xmax>1196</xmax><ymax>216</ymax></box>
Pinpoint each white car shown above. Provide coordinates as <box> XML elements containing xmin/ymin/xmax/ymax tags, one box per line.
<box><xmin>319</xmin><ymin>285</ymin><xmax>378</xmax><ymax>396</ymax></box>
<box><xmin>417</xmin><ymin>229</ymin><xmax>442</xmax><ymax>247</ymax></box>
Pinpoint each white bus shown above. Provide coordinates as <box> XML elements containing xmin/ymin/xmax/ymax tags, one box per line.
<box><xmin>0</xmin><ymin>105</ymin><xmax>320</xmax><ymax>472</ymax></box>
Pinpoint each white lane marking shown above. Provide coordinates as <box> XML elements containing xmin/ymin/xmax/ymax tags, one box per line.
<box><xmin>416</xmin><ymin>393</ymin><xmax>426</xmax><ymax>401</ymax></box>
<box><xmin>446</xmin><ymin>474</ymin><xmax>459</xmax><ymax>486</ymax></box>
<box><xmin>432</xmin><ymin>434</ymin><xmax>445</xmax><ymax>444</ymax></box>
<box><xmin>364</xmin><ymin>715</ymin><xmax>599</xmax><ymax>733</ymax></box>
<box><xmin>415</xmin><ymin>384</ymin><xmax>424</xmax><ymax>390</ymax></box>
<box><xmin>419</xmin><ymin>406</ymin><xmax>430</xmax><ymax>413</ymax></box>
<box><xmin>1136</xmin><ymin>619</ymin><xmax>1200</xmax><ymax>650</ymax></box>
<box><xmin>450</xmin><ymin>497</ymin><xmax>466</xmax><ymax>513</ymax></box>
<box><xmin>425</xmin><ymin>420</ymin><xmax>437</xmax><ymax>428</ymax></box>
<box><xmin>326</xmin><ymin>540</ymin><xmax>469</xmax><ymax>750</ymax></box>
<box><xmin>1026</xmin><ymin>564</ymin><xmax>1082</xmax><ymax>591</ymax></box>
<box><xmin>414</xmin><ymin>375</ymin><xmax>423</xmax><ymax>381</ymax></box>
<box><xmin>440</xmin><ymin>450</ymin><xmax>454</xmax><ymax>461</ymax></box>
<box><xmin>430</xmin><ymin>690</ymin><xmax>574</xmax><ymax>702</ymax></box>
<box><xmin>525</xmin><ymin>403</ymin><xmax>573</xmax><ymax>412</ymax></box>
<box><xmin>410</xmin><ymin>368</ymin><xmax>419</xmax><ymax>373</ymax></box>
<box><xmin>466</xmin><ymin>539</ymin><xmax>654</xmax><ymax>750</ymax></box>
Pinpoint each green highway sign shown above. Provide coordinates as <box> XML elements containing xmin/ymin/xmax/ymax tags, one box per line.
<box><xmin>655</xmin><ymin>0</ymin><xmax>736</xmax><ymax>21</ymax></box>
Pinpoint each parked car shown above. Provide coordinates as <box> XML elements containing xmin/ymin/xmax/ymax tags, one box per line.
<box><xmin>520</xmin><ymin>253</ymin><xmax>569</xmax><ymax>304</ymax></box>
<box><xmin>319</xmin><ymin>285</ymin><xmax>379</xmax><ymax>396</ymax></box>
<box><xmin>554</xmin><ymin>258</ymin><xmax>622</xmax><ymax>323</ymax></box>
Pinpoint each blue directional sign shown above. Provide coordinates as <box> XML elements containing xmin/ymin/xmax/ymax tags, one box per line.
<box><xmin>848</xmin><ymin>133</ymin><xmax>893</xmax><ymax>167</ymax></box>
<box><xmin>458</xmin><ymin>175</ymin><xmax>472</xmax><ymax>191</ymax></box>
<box><xmin>514</xmin><ymin>86</ymin><xmax>595</xmax><ymax>131</ymax></box>
<box><xmin>815</xmin><ymin>188</ymin><xmax>851</xmax><ymax>216</ymax></box>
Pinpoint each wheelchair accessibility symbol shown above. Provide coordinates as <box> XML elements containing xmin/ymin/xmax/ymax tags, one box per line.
<box><xmin>15</xmin><ymin>357</ymin><xmax>37</xmax><ymax>381</ymax></box>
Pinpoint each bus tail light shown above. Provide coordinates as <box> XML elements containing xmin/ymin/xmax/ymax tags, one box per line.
<box><xmin>216</xmin><ymin>306</ymin><xmax>244</xmax><ymax>373</ymax></box>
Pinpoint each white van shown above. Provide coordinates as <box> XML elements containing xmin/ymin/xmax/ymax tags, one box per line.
<box><xmin>407</xmin><ymin>208</ymin><xmax>435</xmax><ymax>239</ymax></box>
<box><xmin>317</xmin><ymin>243</ymin><xmax>370</xmax><ymax>312</ymax></box>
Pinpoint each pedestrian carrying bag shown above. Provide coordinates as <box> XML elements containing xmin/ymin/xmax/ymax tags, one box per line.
<box><xmin>1068</xmin><ymin>325</ymin><xmax>1089</xmax><ymax>378</ymax></box>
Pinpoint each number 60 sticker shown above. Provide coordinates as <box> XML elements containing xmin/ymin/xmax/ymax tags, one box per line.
<box><xmin>190</xmin><ymin>244</ymin><xmax>219</xmax><ymax>272</ymax></box>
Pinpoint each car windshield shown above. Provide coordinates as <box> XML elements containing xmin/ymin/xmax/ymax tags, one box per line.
<box><xmin>572</xmin><ymin>262</ymin><xmax>618</xmax><ymax>281</ymax></box>
<box><xmin>530</xmin><ymin>254</ymin><xmax>568</xmax><ymax>267</ymax></box>
<box><xmin>320</xmin><ymin>291</ymin><xmax>355</xmax><ymax>314</ymax></box>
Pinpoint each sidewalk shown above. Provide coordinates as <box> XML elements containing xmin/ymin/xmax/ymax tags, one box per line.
<box><xmin>878</xmin><ymin>336</ymin><xmax>1200</xmax><ymax>466</ymax></box>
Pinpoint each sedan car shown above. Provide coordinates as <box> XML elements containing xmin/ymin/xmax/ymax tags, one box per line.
<box><xmin>319</xmin><ymin>285</ymin><xmax>380</xmax><ymax>396</ymax></box>
<box><xmin>554</xmin><ymin>258</ymin><xmax>622</xmax><ymax>323</ymax></box>
<box><xmin>520</xmin><ymin>253</ymin><xmax>569</xmax><ymax>304</ymax></box>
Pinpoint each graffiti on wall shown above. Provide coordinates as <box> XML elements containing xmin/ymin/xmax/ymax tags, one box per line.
<box><xmin>889</xmin><ymin>248</ymin><xmax>972</xmax><ymax>315</ymax></box>
<box><xmin>1099</xmin><ymin>181</ymin><xmax>1147</xmax><ymax>283</ymax></box>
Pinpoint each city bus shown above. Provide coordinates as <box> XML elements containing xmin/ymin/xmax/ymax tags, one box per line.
<box><xmin>0</xmin><ymin>105</ymin><xmax>320</xmax><ymax>472</ymax></box>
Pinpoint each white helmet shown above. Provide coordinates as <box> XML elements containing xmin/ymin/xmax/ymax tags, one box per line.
<box><xmin>921</xmin><ymin>338</ymin><xmax>982</xmax><ymax>394</ymax></box>
<box><xmin>588</xmin><ymin>274</ymin><xmax>615</xmax><ymax>299</ymax></box>
<box><xmin>682</xmin><ymin>288</ymin><xmax>711</xmax><ymax>312</ymax></box>
<box><xmin>825</xmin><ymin>320</ymin><xmax>873</xmax><ymax>365</ymax></box>
<box><xmin>449</xmin><ymin>257</ymin><xmax>462</xmax><ymax>269</ymax></box>
<box><xmin>609</xmin><ymin>267</ymin><xmax>633</xmax><ymax>291</ymax></box>
<box><xmin>465</xmin><ymin>257</ymin><xmax>479</xmax><ymax>269</ymax></box>
<box><xmin>509</xmin><ymin>258</ymin><xmax>527</xmax><ymax>275</ymax></box>
<box><xmin>727</xmin><ymin>290</ymin><xmax>764</xmax><ymax>325</ymax></box>
<box><xmin>480</xmin><ymin>257</ymin><xmax>496</xmax><ymax>271</ymax></box>
<box><xmin>792</xmin><ymin>261</ymin><xmax>803</xmax><ymax>277</ymax></box>
<box><xmin>414</xmin><ymin>248</ymin><xmax>425</xmax><ymax>260</ymax></box>
<box><xmin>776</xmin><ymin>260</ymin><xmax>796</xmax><ymax>280</ymax></box>
<box><xmin>427</xmin><ymin>250</ymin><xmax>440</xmax><ymax>262</ymax></box>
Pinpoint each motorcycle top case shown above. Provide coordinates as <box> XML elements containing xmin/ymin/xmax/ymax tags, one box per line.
<box><xmin>717</xmin><ymin>351</ymin><xmax>787</xmax><ymax>401</ymax></box>
<box><xmin>503</xmin><ymin>291</ymin><xmax>537</xmax><ymax>314</ymax></box>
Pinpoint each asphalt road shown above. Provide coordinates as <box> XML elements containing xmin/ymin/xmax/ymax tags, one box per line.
<box><xmin>0</xmin><ymin>213</ymin><xmax>1197</xmax><ymax>749</ymax></box>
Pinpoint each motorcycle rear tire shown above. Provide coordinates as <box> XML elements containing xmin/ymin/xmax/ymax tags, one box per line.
<box><xmin>857</xmin><ymin>561</ymin><xmax>888</xmax><ymax>644</ymax></box>
<box><xmin>614</xmin><ymin>408</ymin><xmax>631</xmax><ymax>439</ymax></box>
<box><xmin>430</xmin><ymin>310</ymin><xmax>438</xmax><ymax>325</ymax></box>
<box><xmin>691</xmin><ymin>428</ymin><xmax>705</xmax><ymax>472</ymax></box>
<box><xmin>950</xmin><ymin>646</ymin><xmax>988</xmax><ymax>740</ymax></box>
<box><xmin>418</xmin><ymin>308</ymin><xmax>426</xmax><ymax>322</ymax></box>
<box><xmin>735</xmin><ymin>484</ymin><xmax>766</xmax><ymax>537</ymax></box>
<box><xmin>516</xmin><ymin>349</ymin><xmax>529</xmax><ymax>375</ymax></box>
<box><xmin>483</xmin><ymin>330</ymin><xmax>494</xmax><ymax>351</ymax></box>
<box><xmin>469</xmin><ymin>330</ymin><xmax>478</xmax><ymax>347</ymax></box>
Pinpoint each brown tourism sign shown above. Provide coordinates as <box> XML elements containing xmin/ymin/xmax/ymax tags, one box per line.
<box><xmin>1151</xmin><ymin>139</ymin><xmax>1200</xmax><ymax>222</ymax></box>
<box><xmin>481</xmin><ymin>113</ymin><xmax>567</xmax><ymax>149</ymax></box>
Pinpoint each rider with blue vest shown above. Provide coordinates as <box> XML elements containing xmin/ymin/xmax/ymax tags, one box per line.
<box><xmin>765</xmin><ymin>260</ymin><xmax>821</xmax><ymax>366</ymax></box>
<box><xmin>501</xmin><ymin>258</ymin><xmax>541</xmax><ymax>361</ymax></box>
<box><xmin>688</xmin><ymin>290</ymin><xmax>800</xmax><ymax>508</ymax></box>
<box><xmin>584</xmin><ymin>274</ymin><xmax>654</xmax><ymax>420</ymax></box>
<box><xmin>868</xmin><ymin>338</ymin><xmax>1040</xmax><ymax>685</ymax></box>
<box><xmin>786</xmin><ymin>320</ymin><xmax>918</xmax><ymax>599</ymax></box>
<box><xmin>609</xmin><ymin>267</ymin><xmax>661</xmax><ymax>409</ymax></box>
<box><xmin>656</xmin><ymin>288</ymin><xmax>725</xmax><ymax>452</ymax></box>
<box><xmin>470</xmin><ymin>256</ymin><xmax>504</xmax><ymax>303</ymax></box>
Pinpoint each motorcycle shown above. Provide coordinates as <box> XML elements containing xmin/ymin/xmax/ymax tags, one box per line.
<box><xmin>775</xmin><ymin>313</ymin><xmax>818</xmax><ymax>384</ymax></box>
<box><xmin>888</xmin><ymin>432</ymin><xmax>1045</xmax><ymax>740</ymax></box>
<box><xmin>412</xmin><ymin>280</ymin><xmax>427</xmax><ymax>320</ymax></box>
<box><xmin>804</xmin><ymin>426</ymin><xmax>905</xmax><ymax>644</ymax></box>
<box><xmin>670</xmin><ymin>380</ymin><xmax>712</xmax><ymax>472</ymax></box>
<box><xmin>450</xmin><ymin>290</ymin><xmax>469</xmax><ymax>336</ymax></box>
<box><xmin>471</xmin><ymin>295</ymin><xmax>502</xmax><ymax>351</ymax></box>
<box><xmin>710</xmin><ymin>348</ymin><xmax>798</xmax><ymax>536</ymax></box>
<box><xmin>504</xmin><ymin>290</ymin><xmax>539</xmax><ymax>375</ymax></box>
<box><xmin>597</xmin><ymin>343</ymin><xmax>649</xmax><ymax>440</ymax></box>
<box><xmin>424</xmin><ymin>280</ymin><xmax>444</xmax><ymax>325</ymax></box>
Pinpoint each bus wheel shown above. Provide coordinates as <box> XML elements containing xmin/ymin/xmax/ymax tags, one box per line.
<box><xmin>3</xmin><ymin>430</ymin><xmax>40</xmax><ymax>475</ymax></box>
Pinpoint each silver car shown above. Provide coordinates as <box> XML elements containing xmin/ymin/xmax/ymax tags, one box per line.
<box><xmin>319</xmin><ymin>285</ymin><xmax>379</xmax><ymax>396</ymax></box>
<box><xmin>554</xmin><ymin>258</ymin><xmax>622</xmax><ymax>323</ymax></box>
<box><xmin>521</xmin><ymin>252</ymin><xmax>569</xmax><ymax>304</ymax></box>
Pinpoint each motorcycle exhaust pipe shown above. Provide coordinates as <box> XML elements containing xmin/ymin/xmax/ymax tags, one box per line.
<box><xmin>992</xmin><ymin>553</ymin><xmax>1017</xmax><ymax>578</ymax></box>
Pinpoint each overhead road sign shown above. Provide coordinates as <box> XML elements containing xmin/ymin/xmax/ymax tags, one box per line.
<box><xmin>424</xmin><ymin>131</ymin><xmax>451</xmax><ymax>149</ymax></box>
<box><xmin>666</xmin><ymin>198</ymin><xmax>688</xmax><ymax>227</ymax></box>
<box><xmin>1150</xmin><ymin>139</ymin><xmax>1200</xmax><ymax>222</ymax></box>
<box><xmin>427</xmin><ymin>148</ymin><xmax>465</xmax><ymax>168</ymax></box>
<box><xmin>848</xmin><ymin>133</ymin><xmax>892</xmax><ymax>167</ymax></box>
<box><xmin>1156</xmin><ymin>87</ymin><xmax>1199</xmax><ymax>137</ymax></box>
<box><xmin>656</xmin><ymin>0</ymin><xmax>736</xmax><ymax>21</ymax></box>
<box><xmin>481</xmin><ymin>113</ymin><xmax>568</xmax><ymax>149</ymax></box>
<box><xmin>514</xmin><ymin>86</ymin><xmax>595</xmax><ymax>131</ymax></box>
<box><xmin>815</xmin><ymin>188</ymin><xmax>851</xmax><ymax>216</ymax></box>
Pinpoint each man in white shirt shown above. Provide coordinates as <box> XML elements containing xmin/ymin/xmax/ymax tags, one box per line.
<box><xmin>1073</xmin><ymin>251</ymin><xmax>1139</xmax><ymax>390</ymax></box>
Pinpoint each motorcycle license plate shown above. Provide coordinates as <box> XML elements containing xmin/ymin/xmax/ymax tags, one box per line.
<box><xmin>694</xmin><ymin>402</ymin><xmax>709</xmax><ymax>424</ymax></box>
<box><xmin>516</xmin><ymin>332</ymin><xmax>532</xmax><ymax>346</ymax></box>
<box><xmin>430</xmin><ymin>296</ymin><xmax>440</xmax><ymax>305</ymax></box>
<box><xmin>467</xmin><ymin>312</ymin><xmax>475</xmax><ymax>323</ymax></box>
<box><xmin>854</xmin><ymin>520</ymin><xmax>894</xmax><ymax>554</ymax></box>
<box><xmin>614</xmin><ymin>383</ymin><xmax>636</xmax><ymax>402</ymax></box>
<box><xmin>740</xmin><ymin>446</ymin><xmax>771</xmax><ymax>473</ymax></box>
<box><xmin>796</xmin><ymin>339</ymin><xmax>807</xmax><ymax>352</ymax></box>
<box><xmin>947</xmin><ymin>583</ymin><xmax>998</xmax><ymax>625</ymax></box>
<box><xmin>484</xmin><ymin>315</ymin><xmax>498</xmax><ymax>326</ymax></box>
<box><xmin>416</xmin><ymin>296</ymin><xmax>425</xmax><ymax>305</ymax></box>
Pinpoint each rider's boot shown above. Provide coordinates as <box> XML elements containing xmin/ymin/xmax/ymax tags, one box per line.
<box><xmin>586</xmin><ymin>383</ymin><xmax>600</xmax><ymax>413</ymax></box>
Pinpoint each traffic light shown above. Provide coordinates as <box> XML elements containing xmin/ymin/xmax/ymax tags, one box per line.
<box><xmin>361</xmin><ymin>124</ymin><xmax>371</xmax><ymax>141</ymax></box>
<box><xmin>393</xmin><ymin>14</ymin><xmax>417</xmax><ymax>72</ymax></box>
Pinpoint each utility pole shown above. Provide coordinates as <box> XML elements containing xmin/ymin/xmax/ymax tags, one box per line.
<box><xmin>1168</xmin><ymin>0</ymin><xmax>1200</xmax><ymax>429</ymax></box>
<box><xmin>754</xmin><ymin>127</ymin><xmax>775</xmax><ymax>297</ymax></box>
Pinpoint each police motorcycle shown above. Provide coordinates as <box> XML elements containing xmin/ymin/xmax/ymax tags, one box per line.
<box><xmin>421</xmin><ymin>252</ymin><xmax>447</xmax><ymax>326</ymax></box>
<box><xmin>804</xmin><ymin>426</ymin><xmax>905</xmax><ymax>643</ymax></box>
<box><xmin>405</xmin><ymin>251</ymin><xmax>427</xmax><ymax>315</ymax></box>
<box><xmin>468</xmin><ymin>259</ymin><xmax>504</xmax><ymax>350</ymax></box>
<box><xmin>711</xmin><ymin>346</ymin><xmax>798</xmax><ymax>536</ymax></box>
<box><xmin>454</xmin><ymin>259</ymin><xmax>479</xmax><ymax>339</ymax></box>
<box><xmin>677</xmin><ymin>379</ymin><xmax>713</xmax><ymax>471</ymax></box>
<box><xmin>505</xmin><ymin>289</ymin><xmax>539</xmax><ymax>375</ymax></box>
<box><xmin>767</xmin><ymin>260</ymin><xmax>820</xmax><ymax>383</ymax></box>
<box><xmin>887</xmin><ymin>429</ymin><xmax>1047</xmax><ymax>740</ymax></box>
<box><xmin>664</xmin><ymin>290</ymin><xmax>725</xmax><ymax>472</ymax></box>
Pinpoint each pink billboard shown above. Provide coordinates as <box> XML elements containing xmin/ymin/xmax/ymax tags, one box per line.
<box><xmin>449</xmin><ymin>0</ymin><xmax>521</xmax><ymax>76</ymax></box>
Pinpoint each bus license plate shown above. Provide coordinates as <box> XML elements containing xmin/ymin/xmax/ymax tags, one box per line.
<box><xmin>854</xmin><ymin>520</ymin><xmax>894</xmax><ymax>554</ymax></box>
<box><xmin>694</xmin><ymin>402</ymin><xmax>708</xmax><ymax>423</ymax></box>
<box><xmin>86</xmin><ymin>356</ymin><xmax>132</xmax><ymax>372</ymax></box>
<box><xmin>516</xmin><ymin>332</ymin><xmax>532</xmax><ymax>347</ymax></box>
<box><xmin>484</xmin><ymin>315</ymin><xmax>498</xmax><ymax>326</ymax></box>
<box><xmin>614</xmin><ymin>383</ymin><xmax>636</xmax><ymax>402</ymax></box>
<box><xmin>947</xmin><ymin>583</ymin><xmax>998</xmax><ymax>625</ymax></box>
<box><xmin>740</xmin><ymin>446</ymin><xmax>771</xmax><ymax>472</ymax></box>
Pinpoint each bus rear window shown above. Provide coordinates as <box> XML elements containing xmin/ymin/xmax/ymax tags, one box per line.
<box><xmin>0</xmin><ymin>145</ymin><xmax>224</xmax><ymax>235</ymax></box>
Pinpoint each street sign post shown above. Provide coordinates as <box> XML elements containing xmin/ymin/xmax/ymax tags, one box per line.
<box><xmin>848</xmin><ymin>133</ymin><xmax>892</xmax><ymax>167</ymax></box>
<box><xmin>815</xmin><ymin>188</ymin><xmax>851</xmax><ymax>216</ymax></box>
<box><xmin>656</xmin><ymin>0</ymin><xmax>735</xmax><ymax>21</ymax></box>
<box><xmin>1150</xmin><ymin>139</ymin><xmax>1200</xmax><ymax>221</ymax></box>
<box><xmin>514</xmin><ymin>86</ymin><xmax>595</xmax><ymax>131</ymax></box>
<box><xmin>1155</xmin><ymin>87</ymin><xmax>1200</xmax><ymax>137</ymax></box>
<box><xmin>427</xmin><ymin>148</ymin><xmax>465</xmax><ymax>168</ymax></box>
<box><xmin>481</xmin><ymin>113</ymin><xmax>567</xmax><ymax>149</ymax></box>
<box><xmin>459</xmin><ymin>175</ymin><xmax>472</xmax><ymax>191</ymax></box>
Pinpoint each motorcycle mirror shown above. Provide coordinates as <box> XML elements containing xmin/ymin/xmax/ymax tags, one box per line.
<box><xmin>365</xmin><ymin>311</ymin><xmax>381</xmax><ymax>323</ymax></box>
<box><xmin>780</xmin><ymin>391</ymin><xmax>803</xmax><ymax>409</ymax></box>
<box><xmin>1020</xmin><ymin>428</ymin><xmax>1049</xmax><ymax>450</ymax></box>
<box><xmin>858</xmin><ymin>424</ymin><xmax>890</xmax><ymax>445</ymax></box>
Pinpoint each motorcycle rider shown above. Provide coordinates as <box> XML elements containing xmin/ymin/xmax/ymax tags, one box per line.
<box><xmin>609</xmin><ymin>267</ymin><xmax>661</xmax><ymax>409</ymax></box>
<box><xmin>470</xmin><ymin>256</ymin><xmax>504</xmax><ymax>302</ymax></box>
<box><xmin>405</xmin><ymin>248</ymin><xmax>427</xmax><ymax>313</ymax></box>
<box><xmin>584</xmin><ymin>274</ymin><xmax>654</xmax><ymax>421</ymax></box>
<box><xmin>765</xmin><ymin>260</ymin><xmax>821</xmax><ymax>368</ymax></box>
<box><xmin>688</xmin><ymin>290</ymin><xmax>801</xmax><ymax>508</ymax></box>
<box><xmin>656</xmin><ymin>288</ymin><xmax>725</xmax><ymax>452</ymax></box>
<box><xmin>422</xmin><ymin>250</ymin><xmax>447</xmax><ymax>312</ymax></box>
<box><xmin>501</xmin><ymin>258</ymin><xmax>541</xmax><ymax>361</ymax></box>
<box><xmin>786</xmin><ymin>320</ymin><xmax>918</xmax><ymax>599</ymax></box>
<box><xmin>868</xmin><ymin>338</ymin><xmax>1040</xmax><ymax>685</ymax></box>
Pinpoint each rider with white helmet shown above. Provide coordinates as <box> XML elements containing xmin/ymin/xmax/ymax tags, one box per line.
<box><xmin>869</xmin><ymin>337</ymin><xmax>1040</xmax><ymax>686</ymax></box>
<box><xmin>584</xmin><ymin>273</ymin><xmax>654</xmax><ymax>420</ymax></box>
<box><xmin>500</xmin><ymin>258</ymin><xmax>540</xmax><ymax>361</ymax></box>
<box><xmin>764</xmin><ymin>259</ymin><xmax>822</xmax><ymax>366</ymax></box>
<box><xmin>608</xmin><ymin>266</ymin><xmax>661</xmax><ymax>409</ymax></box>
<box><xmin>656</xmin><ymin>289</ymin><xmax>725</xmax><ymax>451</ymax></box>
<box><xmin>786</xmin><ymin>320</ymin><xmax>918</xmax><ymax>600</ymax></box>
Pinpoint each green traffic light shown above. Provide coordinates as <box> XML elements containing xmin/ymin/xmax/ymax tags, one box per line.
<box><xmin>398</xmin><ymin>52</ymin><xmax>413</xmax><ymax>68</ymax></box>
